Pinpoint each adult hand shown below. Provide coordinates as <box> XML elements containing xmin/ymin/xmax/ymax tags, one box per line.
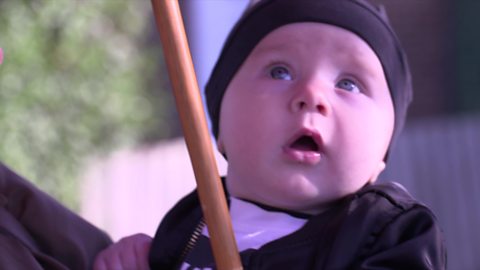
<box><xmin>93</xmin><ymin>233</ymin><xmax>152</xmax><ymax>270</ymax></box>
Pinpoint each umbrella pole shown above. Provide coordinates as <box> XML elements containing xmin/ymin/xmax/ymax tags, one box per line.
<box><xmin>150</xmin><ymin>1</ymin><xmax>242</xmax><ymax>269</ymax></box>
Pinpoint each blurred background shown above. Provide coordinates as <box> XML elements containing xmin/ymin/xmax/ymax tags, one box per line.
<box><xmin>0</xmin><ymin>0</ymin><xmax>478</xmax><ymax>269</ymax></box>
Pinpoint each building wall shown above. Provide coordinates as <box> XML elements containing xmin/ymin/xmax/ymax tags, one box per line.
<box><xmin>371</xmin><ymin>0</ymin><xmax>455</xmax><ymax>116</ymax></box>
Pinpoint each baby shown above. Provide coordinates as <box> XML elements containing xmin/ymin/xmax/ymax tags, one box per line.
<box><xmin>95</xmin><ymin>0</ymin><xmax>446</xmax><ymax>269</ymax></box>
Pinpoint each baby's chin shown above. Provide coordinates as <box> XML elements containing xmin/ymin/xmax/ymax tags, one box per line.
<box><xmin>244</xmin><ymin>190</ymin><xmax>344</xmax><ymax>216</ymax></box>
<box><xmin>272</xmin><ymin>196</ymin><xmax>344</xmax><ymax>215</ymax></box>
<box><xmin>284</xmin><ymin>182</ymin><xmax>374</xmax><ymax>214</ymax></box>
<box><xmin>273</xmin><ymin>183</ymin><xmax>348</xmax><ymax>213</ymax></box>
<box><xmin>228</xmin><ymin>179</ymin><xmax>351</xmax><ymax>215</ymax></box>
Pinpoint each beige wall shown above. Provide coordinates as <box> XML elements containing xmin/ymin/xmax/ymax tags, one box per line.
<box><xmin>81</xmin><ymin>138</ymin><xmax>227</xmax><ymax>241</ymax></box>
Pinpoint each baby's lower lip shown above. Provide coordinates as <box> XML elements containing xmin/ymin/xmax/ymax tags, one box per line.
<box><xmin>283</xmin><ymin>146</ymin><xmax>321</xmax><ymax>165</ymax></box>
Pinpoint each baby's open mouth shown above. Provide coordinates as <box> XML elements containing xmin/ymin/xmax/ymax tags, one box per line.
<box><xmin>283</xmin><ymin>129</ymin><xmax>323</xmax><ymax>165</ymax></box>
<box><xmin>290</xmin><ymin>135</ymin><xmax>320</xmax><ymax>152</ymax></box>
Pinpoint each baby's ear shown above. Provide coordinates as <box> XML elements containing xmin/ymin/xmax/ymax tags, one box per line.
<box><xmin>369</xmin><ymin>161</ymin><xmax>386</xmax><ymax>184</ymax></box>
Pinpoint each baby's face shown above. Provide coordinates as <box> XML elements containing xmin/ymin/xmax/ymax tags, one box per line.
<box><xmin>217</xmin><ymin>23</ymin><xmax>394</xmax><ymax>214</ymax></box>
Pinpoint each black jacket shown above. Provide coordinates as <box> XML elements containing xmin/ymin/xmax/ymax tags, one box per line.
<box><xmin>149</xmin><ymin>182</ymin><xmax>446</xmax><ymax>269</ymax></box>
<box><xmin>0</xmin><ymin>162</ymin><xmax>112</xmax><ymax>269</ymax></box>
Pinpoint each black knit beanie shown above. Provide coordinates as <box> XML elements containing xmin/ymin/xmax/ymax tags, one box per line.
<box><xmin>205</xmin><ymin>0</ymin><xmax>412</xmax><ymax>158</ymax></box>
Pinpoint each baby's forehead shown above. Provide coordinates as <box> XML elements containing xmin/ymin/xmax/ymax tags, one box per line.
<box><xmin>249</xmin><ymin>23</ymin><xmax>383</xmax><ymax>74</ymax></box>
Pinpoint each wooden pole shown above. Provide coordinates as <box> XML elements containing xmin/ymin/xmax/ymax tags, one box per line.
<box><xmin>150</xmin><ymin>1</ymin><xmax>242</xmax><ymax>269</ymax></box>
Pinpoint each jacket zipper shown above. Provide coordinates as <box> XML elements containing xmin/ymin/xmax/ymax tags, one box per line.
<box><xmin>178</xmin><ymin>218</ymin><xmax>206</xmax><ymax>265</ymax></box>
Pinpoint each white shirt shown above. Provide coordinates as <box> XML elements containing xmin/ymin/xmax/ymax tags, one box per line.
<box><xmin>203</xmin><ymin>197</ymin><xmax>308</xmax><ymax>251</ymax></box>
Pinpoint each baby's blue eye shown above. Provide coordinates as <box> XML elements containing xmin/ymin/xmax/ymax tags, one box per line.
<box><xmin>336</xmin><ymin>78</ymin><xmax>360</xmax><ymax>93</ymax></box>
<box><xmin>270</xmin><ymin>66</ymin><xmax>292</xmax><ymax>80</ymax></box>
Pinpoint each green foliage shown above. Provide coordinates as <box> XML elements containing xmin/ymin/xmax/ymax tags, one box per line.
<box><xmin>0</xmin><ymin>0</ymin><xmax>173</xmax><ymax>209</ymax></box>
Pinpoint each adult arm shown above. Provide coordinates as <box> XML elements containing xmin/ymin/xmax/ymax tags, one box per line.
<box><xmin>0</xmin><ymin>162</ymin><xmax>112</xmax><ymax>269</ymax></box>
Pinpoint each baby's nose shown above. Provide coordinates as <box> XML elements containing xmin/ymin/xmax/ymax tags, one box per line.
<box><xmin>290</xmin><ymin>81</ymin><xmax>331</xmax><ymax>115</ymax></box>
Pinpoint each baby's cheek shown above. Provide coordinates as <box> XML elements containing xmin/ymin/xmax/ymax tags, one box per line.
<box><xmin>225</xmin><ymin>177</ymin><xmax>246</xmax><ymax>199</ymax></box>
